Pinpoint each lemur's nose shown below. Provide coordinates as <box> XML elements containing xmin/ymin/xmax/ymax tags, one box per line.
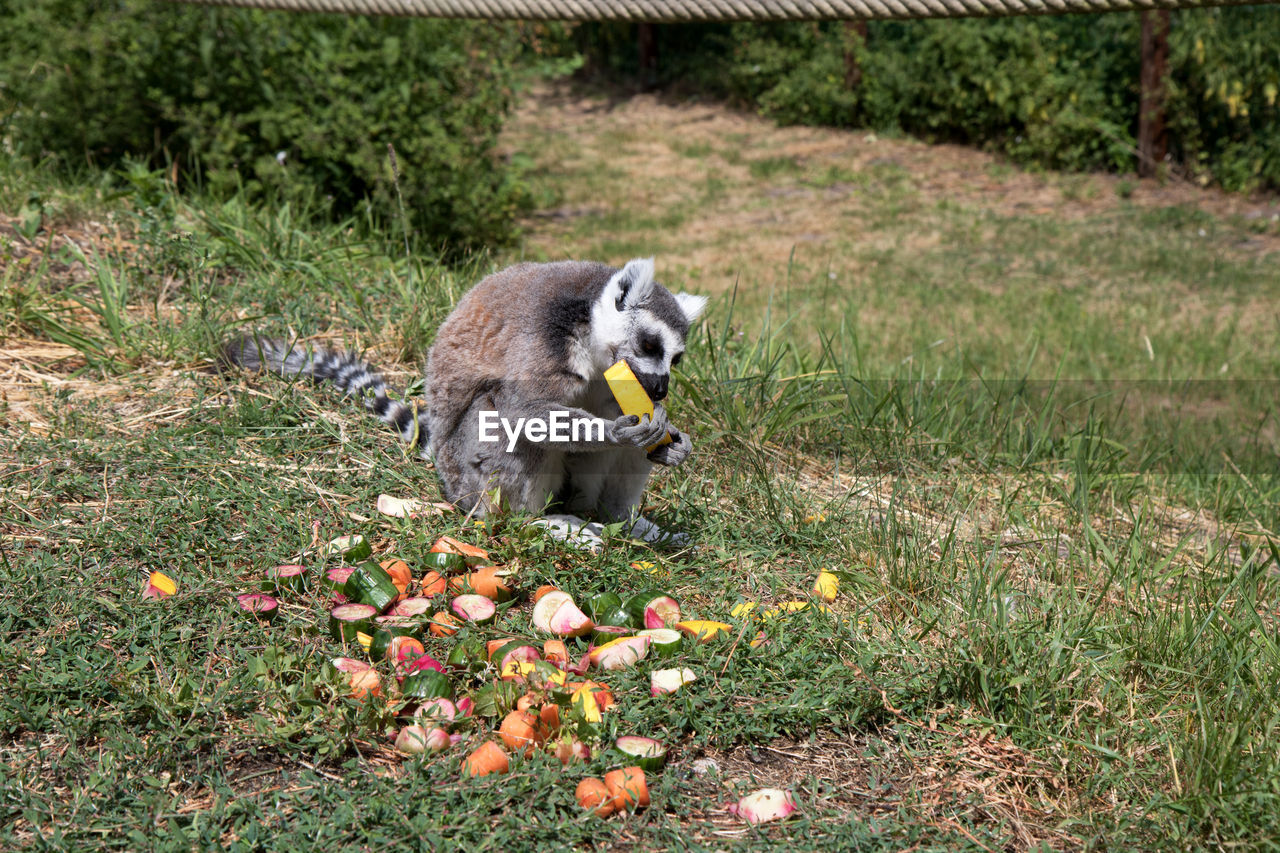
<box><xmin>651</xmin><ymin>375</ymin><xmax>668</xmax><ymax>401</ymax></box>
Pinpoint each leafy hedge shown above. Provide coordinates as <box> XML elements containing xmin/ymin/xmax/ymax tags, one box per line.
<box><xmin>573</xmin><ymin>11</ymin><xmax>1280</xmax><ymax>190</ymax></box>
<box><xmin>0</xmin><ymin>0</ymin><xmax>529</xmax><ymax>254</ymax></box>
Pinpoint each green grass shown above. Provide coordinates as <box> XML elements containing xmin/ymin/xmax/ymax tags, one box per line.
<box><xmin>2</xmin><ymin>133</ymin><xmax>1280</xmax><ymax>851</ymax></box>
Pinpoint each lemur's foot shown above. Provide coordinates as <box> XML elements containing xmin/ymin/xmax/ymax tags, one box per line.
<box><xmin>630</xmin><ymin>516</ymin><xmax>691</xmax><ymax>548</ymax></box>
<box><xmin>528</xmin><ymin>514</ymin><xmax>605</xmax><ymax>553</ymax></box>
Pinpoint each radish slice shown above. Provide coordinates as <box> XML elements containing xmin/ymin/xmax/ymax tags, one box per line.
<box><xmin>642</xmin><ymin>596</ymin><xmax>680</xmax><ymax>629</ymax></box>
<box><xmin>728</xmin><ymin>789</ymin><xmax>799</xmax><ymax>824</ymax></box>
<box><xmin>498</xmin><ymin>645</ymin><xmax>541</xmax><ymax>671</ymax></box>
<box><xmin>532</xmin><ymin>590</ymin><xmax>594</xmax><ymax>637</ymax></box>
<box><xmin>650</xmin><ymin>667</ymin><xmax>697</xmax><ymax>696</ymax></box>
<box><xmin>531</xmin><ymin>590</ymin><xmax>569</xmax><ymax>631</ymax></box>
<box><xmin>398</xmin><ymin>653</ymin><xmax>445</xmax><ymax>678</ymax></box>
<box><xmin>550</xmin><ymin>736</ymin><xmax>592</xmax><ymax>765</ymax></box>
<box><xmin>331</xmin><ymin>657</ymin><xmax>380</xmax><ymax>699</ymax></box>
<box><xmin>623</xmin><ymin>591</ymin><xmax>679</xmax><ymax>629</ymax></box>
<box><xmin>390</xmin><ymin>597</ymin><xmax>434</xmax><ymax>618</ymax></box>
<box><xmin>450</xmin><ymin>594</ymin><xmax>496</xmax><ymax>624</ymax></box>
<box><xmin>413</xmin><ymin>697</ymin><xmax>458</xmax><ymax>725</ymax></box>
<box><xmin>322</xmin><ymin>566</ymin><xmax>355</xmax><ymax>591</ymax></box>
<box><xmin>395</xmin><ymin>724</ymin><xmax>451</xmax><ymax>754</ymax></box>
<box><xmin>329</xmin><ymin>603</ymin><xmax>378</xmax><ymax>642</ymax></box>
<box><xmin>237</xmin><ymin>592</ymin><xmax>278</xmax><ymax>621</ymax></box>
<box><xmin>331</xmin><ymin>656</ymin><xmax>371</xmax><ymax>674</ymax></box>
<box><xmin>377</xmin><ymin>494</ymin><xmax>450</xmax><ymax>518</ymax></box>
<box><xmin>588</xmin><ymin>635</ymin><xmax>651</xmax><ymax>670</ymax></box>
<box><xmin>615</xmin><ymin>736</ymin><xmax>668</xmax><ymax>772</ymax></box>
<box><xmin>266</xmin><ymin>564</ymin><xmax>307</xmax><ymax>594</ymax></box>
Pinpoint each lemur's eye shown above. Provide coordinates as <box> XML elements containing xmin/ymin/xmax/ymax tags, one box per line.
<box><xmin>671</xmin><ymin>353</ymin><xmax>683</xmax><ymax>366</ymax></box>
<box><xmin>641</xmin><ymin>337</ymin><xmax>662</xmax><ymax>358</ymax></box>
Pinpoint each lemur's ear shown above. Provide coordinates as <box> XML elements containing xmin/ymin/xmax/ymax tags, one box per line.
<box><xmin>603</xmin><ymin>258</ymin><xmax>657</xmax><ymax>312</ymax></box>
<box><xmin>674</xmin><ymin>293</ymin><xmax>707</xmax><ymax>324</ymax></box>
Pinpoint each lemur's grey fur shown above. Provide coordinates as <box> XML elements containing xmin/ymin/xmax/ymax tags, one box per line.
<box><xmin>222</xmin><ymin>258</ymin><xmax>706</xmax><ymax>548</ymax></box>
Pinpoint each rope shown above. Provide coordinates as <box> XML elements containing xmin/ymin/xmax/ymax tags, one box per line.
<box><xmin>167</xmin><ymin>0</ymin><xmax>1274</xmax><ymax>20</ymax></box>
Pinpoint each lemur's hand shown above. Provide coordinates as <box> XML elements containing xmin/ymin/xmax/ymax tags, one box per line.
<box><xmin>611</xmin><ymin>403</ymin><xmax>670</xmax><ymax>450</ymax></box>
<box><xmin>647</xmin><ymin>427</ymin><xmax>691</xmax><ymax>467</ymax></box>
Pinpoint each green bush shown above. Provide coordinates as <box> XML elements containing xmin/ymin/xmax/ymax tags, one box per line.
<box><xmin>572</xmin><ymin>12</ymin><xmax>1280</xmax><ymax>190</ymax></box>
<box><xmin>0</xmin><ymin>0</ymin><xmax>529</xmax><ymax>254</ymax></box>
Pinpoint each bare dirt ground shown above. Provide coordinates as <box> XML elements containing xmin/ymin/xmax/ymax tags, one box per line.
<box><xmin>506</xmin><ymin>82</ymin><xmax>1280</xmax><ymax>291</ymax></box>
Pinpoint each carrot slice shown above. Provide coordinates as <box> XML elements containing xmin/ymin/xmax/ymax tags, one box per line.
<box><xmin>576</xmin><ymin>777</ymin><xmax>617</xmax><ymax>816</ymax></box>
<box><xmin>380</xmin><ymin>559</ymin><xmax>413</xmax><ymax>589</ymax></box>
<box><xmin>603</xmin><ymin>766</ymin><xmax>650</xmax><ymax>811</ymax></box>
<box><xmin>430</xmin><ymin>535</ymin><xmax>489</xmax><ymax>563</ymax></box>
<box><xmin>461</xmin><ymin>740</ymin><xmax>510</xmax><ymax>777</ymax></box>
<box><xmin>498</xmin><ymin>709</ymin><xmax>546</xmax><ymax>755</ymax></box>
<box><xmin>428</xmin><ymin>611</ymin><xmax>461</xmax><ymax>637</ymax></box>
<box><xmin>419</xmin><ymin>570</ymin><xmax>448</xmax><ymax>597</ymax></box>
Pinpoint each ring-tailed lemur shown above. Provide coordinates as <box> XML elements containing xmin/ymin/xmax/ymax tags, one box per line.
<box><xmin>222</xmin><ymin>258</ymin><xmax>706</xmax><ymax>548</ymax></box>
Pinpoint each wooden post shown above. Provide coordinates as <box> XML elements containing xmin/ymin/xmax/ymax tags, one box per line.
<box><xmin>638</xmin><ymin>23</ymin><xmax>658</xmax><ymax>90</ymax></box>
<box><xmin>1138</xmin><ymin>10</ymin><xmax>1170</xmax><ymax>178</ymax></box>
<box><xmin>843</xmin><ymin>20</ymin><xmax>868</xmax><ymax>90</ymax></box>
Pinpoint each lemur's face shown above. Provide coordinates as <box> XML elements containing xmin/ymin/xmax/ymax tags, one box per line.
<box><xmin>618</xmin><ymin>312</ymin><xmax>686</xmax><ymax>401</ymax></box>
<box><xmin>590</xmin><ymin>258</ymin><xmax>707</xmax><ymax>402</ymax></box>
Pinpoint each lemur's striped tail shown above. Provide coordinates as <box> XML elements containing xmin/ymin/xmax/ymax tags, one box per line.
<box><xmin>221</xmin><ymin>336</ymin><xmax>429</xmax><ymax>453</ymax></box>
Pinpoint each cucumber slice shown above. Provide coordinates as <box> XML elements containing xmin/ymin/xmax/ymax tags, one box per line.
<box><xmin>595</xmin><ymin>607</ymin><xmax>633</xmax><ymax>629</ymax></box>
<box><xmin>624</xmin><ymin>591</ymin><xmax>680</xmax><ymax>629</ymax></box>
<box><xmin>637</xmin><ymin>627</ymin><xmax>682</xmax><ymax>657</ymax></box>
<box><xmin>237</xmin><ymin>592</ymin><xmax>278</xmax><ymax>621</ymax></box>
<box><xmin>327</xmin><ymin>534</ymin><xmax>372</xmax><ymax>561</ymax></box>
<box><xmin>329</xmin><ymin>603</ymin><xmax>378</xmax><ymax>642</ymax></box>
<box><xmin>422</xmin><ymin>551</ymin><xmax>467</xmax><ymax>573</ymax></box>
<box><xmin>446</xmin><ymin>637</ymin><xmax>487</xmax><ymax>671</ymax></box>
<box><xmin>343</xmin><ymin>563</ymin><xmax>399</xmax><ymax>612</ymax></box>
<box><xmin>369</xmin><ymin>615</ymin><xmax>421</xmax><ymax>661</ymax></box>
<box><xmin>585</xmin><ymin>592</ymin><xmax>623</xmax><ymax>622</ymax></box>
<box><xmin>264</xmin><ymin>564</ymin><xmax>307</xmax><ymax>595</ymax></box>
<box><xmin>451</xmin><ymin>594</ymin><xmax>496</xmax><ymax>625</ymax></box>
<box><xmin>615</xmin><ymin>735</ymin><xmax>668</xmax><ymax>772</ymax></box>
<box><xmin>389</xmin><ymin>597</ymin><xmax>434</xmax><ymax>618</ymax></box>
<box><xmin>322</xmin><ymin>566</ymin><xmax>355</xmax><ymax>592</ymax></box>
<box><xmin>400</xmin><ymin>669</ymin><xmax>454</xmax><ymax>700</ymax></box>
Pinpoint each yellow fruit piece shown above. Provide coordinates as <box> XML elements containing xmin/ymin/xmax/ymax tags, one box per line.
<box><xmin>729</xmin><ymin>601</ymin><xmax>759</xmax><ymax>620</ymax></box>
<box><xmin>149</xmin><ymin>571</ymin><xmax>177</xmax><ymax>596</ymax></box>
<box><xmin>356</xmin><ymin>631</ymin><xmax>373</xmax><ymax>653</ymax></box>
<box><xmin>571</xmin><ymin>684</ymin><xmax>602</xmax><ymax>723</ymax></box>
<box><xmin>604</xmin><ymin>360</ymin><xmax>672</xmax><ymax>451</ymax></box>
<box><xmin>803</xmin><ymin>513</ymin><xmax>827</xmax><ymax>524</ymax></box>
<box><xmin>762</xmin><ymin>601</ymin><xmax>832</xmax><ymax>620</ymax></box>
<box><xmin>676</xmin><ymin>620</ymin><xmax>733</xmax><ymax>641</ymax></box>
<box><xmin>749</xmin><ymin>630</ymin><xmax>767</xmax><ymax>648</ymax></box>
<box><xmin>812</xmin><ymin>572</ymin><xmax>839</xmax><ymax>603</ymax></box>
<box><xmin>500</xmin><ymin>660</ymin><xmax>538</xmax><ymax>681</ymax></box>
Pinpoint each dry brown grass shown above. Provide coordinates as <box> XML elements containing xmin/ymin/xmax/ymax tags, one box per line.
<box><xmin>504</xmin><ymin>82</ymin><xmax>1280</xmax><ymax>296</ymax></box>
